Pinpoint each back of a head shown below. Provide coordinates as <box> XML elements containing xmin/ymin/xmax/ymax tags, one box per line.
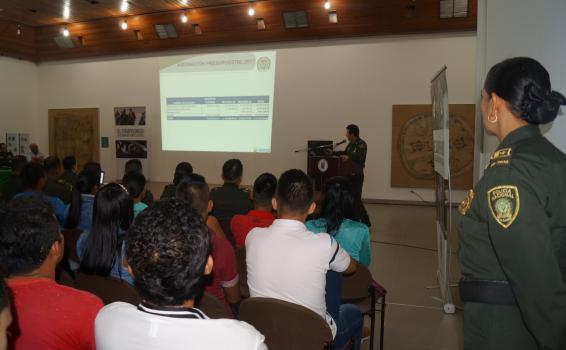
<box><xmin>62</xmin><ymin>156</ymin><xmax>76</xmax><ymax>171</ymax></box>
<box><xmin>11</xmin><ymin>156</ymin><xmax>27</xmax><ymax>174</ymax></box>
<box><xmin>484</xmin><ymin>57</ymin><xmax>566</xmax><ymax>125</ymax></box>
<box><xmin>126</xmin><ymin>198</ymin><xmax>211</xmax><ymax>306</ymax></box>
<box><xmin>65</xmin><ymin>170</ymin><xmax>100</xmax><ymax>229</ymax></box>
<box><xmin>322</xmin><ymin>177</ymin><xmax>357</xmax><ymax>234</ymax></box>
<box><xmin>83</xmin><ymin>161</ymin><xmax>102</xmax><ymax>175</ymax></box>
<box><xmin>222</xmin><ymin>159</ymin><xmax>243</xmax><ymax>182</ymax></box>
<box><xmin>77</xmin><ymin>170</ymin><xmax>99</xmax><ymax>195</ymax></box>
<box><xmin>122</xmin><ymin>171</ymin><xmax>146</xmax><ymax>198</ymax></box>
<box><xmin>276</xmin><ymin>169</ymin><xmax>314</xmax><ymax>215</ymax></box>
<box><xmin>253</xmin><ymin>173</ymin><xmax>277</xmax><ymax>207</ymax></box>
<box><xmin>80</xmin><ymin>183</ymin><xmax>133</xmax><ymax>276</ymax></box>
<box><xmin>0</xmin><ymin>195</ymin><xmax>60</xmax><ymax>275</ymax></box>
<box><xmin>125</xmin><ymin>159</ymin><xmax>143</xmax><ymax>174</ymax></box>
<box><xmin>175</xmin><ymin>174</ymin><xmax>209</xmax><ymax>217</ymax></box>
<box><xmin>173</xmin><ymin>162</ymin><xmax>193</xmax><ymax>185</ymax></box>
<box><xmin>21</xmin><ymin>162</ymin><xmax>46</xmax><ymax>190</ymax></box>
<box><xmin>347</xmin><ymin>124</ymin><xmax>360</xmax><ymax>138</ymax></box>
<box><xmin>43</xmin><ymin>156</ymin><xmax>61</xmax><ymax>174</ymax></box>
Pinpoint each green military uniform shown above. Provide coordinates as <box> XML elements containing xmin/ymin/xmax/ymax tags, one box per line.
<box><xmin>458</xmin><ymin>125</ymin><xmax>566</xmax><ymax>350</ymax></box>
<box><xmin>44</xmin><ymin>176</ymin><xmax>73</xmax><ymax>204</ymax></box>
<box><xmin>338</xmin><ymin>138</ymin><xmax>371</xmax><ymax>227</ymax></box>
<box><xmin>210</xmin><ymin>183</ymin><xmax>252</xmax><ymax>246</ymax></box>
<box><xmin>59</xmin><ymin>169</ymin><xmax>78</xmax><ymax>188</ymax></box>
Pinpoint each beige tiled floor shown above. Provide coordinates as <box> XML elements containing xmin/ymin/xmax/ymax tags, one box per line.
<box><xmin>364</xmin><ymin>204</ymin><xmax>463</xmax><ymax>350</ymax></box>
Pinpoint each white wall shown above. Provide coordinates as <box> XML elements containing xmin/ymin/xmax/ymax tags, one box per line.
<box><xmin>0</xmin><ymin>57</ymin><xmax>39</xmax><ymax>143</ymax></box>
<box><xmin>477</xmin><ymin>0</ymin><xmax>566</xmax><ymax>163</ymax></box>
<box><xmin>25</xmin><ymin>33</ymin><xmax>477</xmax><ymax>201</ymax></box>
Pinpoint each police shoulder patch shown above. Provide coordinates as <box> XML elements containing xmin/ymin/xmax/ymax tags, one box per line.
<box><xmin>487</xmin><ymin>185</ymin><xmax>520</xmax><ymax>229</ymax></box>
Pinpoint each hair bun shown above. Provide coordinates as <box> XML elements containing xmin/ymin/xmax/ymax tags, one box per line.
<box><xmin>548</xmin><ymin>90</ymin><xmax>566</xmax><ymax>105</ymax></box>
<box><xmin>522</xmin><ymin>85</ymin><xmax>566</xmax><ymax>124</ymax></box>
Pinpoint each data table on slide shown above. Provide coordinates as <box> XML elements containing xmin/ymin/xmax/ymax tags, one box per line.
<box><xmin>166</xmin><ymin>96</ymin><xmax>270</xmax><ymax>120</ymax></box>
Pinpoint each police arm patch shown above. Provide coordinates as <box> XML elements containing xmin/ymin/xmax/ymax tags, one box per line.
<box><xmin>487</xmin><ymin>185</ymin><xmax>520</xmax><ymax>229</ymax></box>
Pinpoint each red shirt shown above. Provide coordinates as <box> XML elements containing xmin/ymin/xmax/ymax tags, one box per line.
<box><xmin>231</xmin><ymin>210</ymin><xmax>276</xmax><ymax>249</ymax></box>
<box><xmin>7</xmin><ymin>277</ymin><xmax>103</xmax><ymax>350</ymax></box>
<box><xmin>204</xmin><ymin>230</ymin><xmax>239</xmax><ymax>317</ymax></box>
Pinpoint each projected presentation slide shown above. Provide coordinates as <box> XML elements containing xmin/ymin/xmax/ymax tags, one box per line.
<box><xmin>160</xmin><ymin>51</ymin><xmax>276</xmax><ymax>153</ymax></box>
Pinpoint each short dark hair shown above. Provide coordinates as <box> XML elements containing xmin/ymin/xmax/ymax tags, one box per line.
<box><xmin>11</xmin><ymin>156</ymin><xmax>27</xmax><ymax>173</ymax></box>
<box><xmin>0</xmin><ymin>195</ymin><xmax>60</xmax><ymax>275</ymax></box>
<box><xmin>275</xmin><ymin>169</ymin><xmax>314</xmax><ymax>214</ymax></box>
<box><xmin>173</xmin><ymin>162</ymin><xmax>194</xmax><ymax>185</ymax></box>
<box><xmin>125</xmin><ymin>159</ymin><xmax>143</xmax><ymax>174</ymax></box>
<box><xmin>43</xmin><ymin>156</ymin><xmax>61</xmax><ymax>173</ymax></box>
<box><xmin>126</xmin><ymin>199</ymin><xmax>211</xmax><ymax>306</ymax></box>
<box><xmin>222</xmin><ymin>159</ymin><xmax>243</xmax><ymax>182</ymax></box>
<box><xmin>176</xmin><ymin>174</ymin><xmax>209</xmax><ymax>216</ymax></box>
<box><xmin>485</xmin><ymin>57</ymin><xmax>566</xmax><ymax>125</ymax></box>
<box><xmin>122</xmin><ymin>171</ymin><xmax>146</xmax><ymax>198</ymax></box>
<box><xmin>253</xmin><ymin>173</ymin><xmax>277</xmax><ymax>207</ymax></box>
<box><xmin>0</xmin><ymin>278</ymin><xmax>9</xmax><ymax>311</ymax></box>
<box><xmin>21</xmin><ymin>162</ymin><xmax>46</xmax><ymax>189</ymax></box>
<box><xmin>347</xmin><ymin>124</ymin><xmax>360</xmax><ymax>138</ymax></box>
<box><xmin>62</xmin><ymin>156</ymin><xmax>76</xmax><ymax>171</ymax></box>
<box><xmin>83</xmin><ymin>161</ymin><xmax>102</xmax><ymax>174</ymax></box>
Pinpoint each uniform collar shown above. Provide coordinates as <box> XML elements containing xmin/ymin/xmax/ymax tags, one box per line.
<box><xmin>222</xmin><ymin>182</ymin><xmax>239</xmax><ymax>188</ymax></box>
<box><xmin>138</xmin><ymin>303</ymin><xmax>208</xmax><ymax>319</ymax></box>
<box><xmin>497</xmin><ymin>124</ymin><xmax>541</xmax><ymax>149</ymax></box>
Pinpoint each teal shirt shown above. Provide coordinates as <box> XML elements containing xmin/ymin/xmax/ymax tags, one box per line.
<box><xmin>134</xmin><ymin>202</ymin><xmax>148</xmax><ymax>217</ymax></box>
<box><xmin>306</xmin><ymin>218</ymin><xmax>371</xmax><ymax>266</ymax></box>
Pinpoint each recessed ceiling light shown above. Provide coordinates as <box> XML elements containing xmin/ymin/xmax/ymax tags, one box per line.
<box><xmin>120</xmin><ymin>19</ymin><xmax>128</xmax><ymax>30</ymax></box>
<box><xmin>324</xmin><ymin>0</ymin><xmax>331</xmax><ymax>10</ymax></box>
<box><xmin>248</xmin><ymin>2</ymin><xmax>255</xmax><ymax>16</ymax></box>
<box><xmin>62</xmin><ymin>26</ymin><xmax>70</xmax><ymax>36</ymax></box>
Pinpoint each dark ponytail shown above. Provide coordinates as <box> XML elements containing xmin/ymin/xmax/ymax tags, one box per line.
<box><xmin>322</xmin><ymin>177</ymin><xmax>358</xmax><ymax>235</ymax></box>
<box><xmin>64</xmin><ymin>170</ymin><xmax>99</xmax><ymax>229</ymax></box>
<box><xmin>484</xmin><ymin>57</ymin><xmax>566</xmax><ymax>125</ymax></box>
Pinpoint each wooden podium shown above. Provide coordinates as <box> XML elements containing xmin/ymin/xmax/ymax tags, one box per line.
<box><xmin>308</xmin><ymin>155</ymin><xmax>363</xmax><ymax>191</ymax></box>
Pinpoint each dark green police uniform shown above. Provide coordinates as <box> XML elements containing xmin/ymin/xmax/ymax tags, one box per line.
<box><xmin>458</xmin><ymin>125</ymin><xmax>566</xmax><ymax>350</ymax></box>
<box><xmin>210</xmin><ymin>183</ymin><xmax>252</xmax><ymax>246</ymax></box>
<box><xmin>338</xmin><ymin>138</ymin><xmax>371</xmax><ymax>227</ymax></box>
<box><xmin>44</xmin><ymin>176</ymin><xmax>73</xmax><ymax>204</ymax></box>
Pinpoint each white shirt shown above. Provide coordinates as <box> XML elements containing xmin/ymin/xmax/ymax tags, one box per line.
<box><xmin>95</xmin><ymin>302</ymin><xmax>267</xmax><ymax>350</ymax></box>
<box><xmin>246</xmin><ymin>219</ymin><xmax>351</xmax><ymax>337</ymax></box>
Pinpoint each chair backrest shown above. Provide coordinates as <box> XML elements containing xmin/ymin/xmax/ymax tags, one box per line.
<box><xmin>61</xmin><ymin>228</ymin><xmax>82</xmax><ymax>262</ymax></box>
<box><xmin>341</xmin><ymin>263</ymin><xmax>373</xmax><ymax>301</ymax></box>
<box><xmin>235</xmin><ymin>248</ymin><xmax>249</xmax><ymax>298</ymax></box>
<box><xmin>74</xmin><ymin>272</ymin><xmax>140</xmax><ymax>305</ymax></box>
<box><xmin>195</xmin><ymin>292</ymin><xmax>229</xmax><ymax>319</ymax></box>
<box><xmin>240</xmin><ymin>298</ymin><xmax>333</xmax><ymax>350</ymax></box>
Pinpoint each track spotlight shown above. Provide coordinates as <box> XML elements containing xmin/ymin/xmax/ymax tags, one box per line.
<box><xmin>120</xmin><ymin>19</ymin><xmax>128</xmax><ymax>30</ymax></box>
<box><xmin>181</xmin><ymin>12</ymin><xmax>189</xmax><ymax>23</ymax></box>
<box><xmin>62</xmin><ymin>26</ymin><xmax>70</xmax><ymax>37</ymax></box>
<box><xmin>248</xmin><ymin>2</ymin><xmax>255</xmax><ymax>16</ymax></box>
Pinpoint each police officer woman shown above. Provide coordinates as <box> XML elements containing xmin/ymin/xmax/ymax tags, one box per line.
<box><xmin>458</xmin><ymin>57</ymin><xmax>566</xmax><ymax>350</ymax></box>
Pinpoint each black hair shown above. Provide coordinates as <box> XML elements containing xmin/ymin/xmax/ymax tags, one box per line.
<box><xmin>484</xmin><ymin>57</ymin><xmax>566</xmax><ymax>125</ymax></box>
<box><xmin>275</xmin><ymin>169</ymin><xmax>314</xmax><ymax>214</ymax></box>
<box><xmin>79</xmin><ymin>183</ymin><xmax>133</xmax><ymax>277</ymax></box>
<box><xmin>62</xmin><ymin>156</ymin><xmax>76</xmax><ymax>171</ymax></box>
<box><xmin>83</xmin><ymin>161</ymin><xmax>102</xmax><ymax>174</ymax></box>
<box><xmin>11</xmin><ymin>156</ymin><xmax>27</xmax><ymax>174</ymax></box>
<box><xmin>0</xmin><ymin>195</ymin><xmax>60</xmax><ymax>275</ymax></box>
<box><xmin>0</xmin><ymin>278</ymin><xmax>9</xmax><ymax>311</ymax></box>
<box><xmin>321</xmin><ymin>177</ymin><xmax>358</xmax><ymax>235</ymax></box>
<box><xmin>347</xmin><ymin>124</ymin><xmax>360</xmax><ymax>138</ymax></box>
<box><xmin>176</xmin><ymin>174</ymin><xmax>209</xmax><ymax>216</ymax></box>
<box><xmin>21</xmin><ymin>162</ymin><xmax>46</xmax><ymax>190</ymax></box>
<box><xmin>173</xmin><ymin>162</ymin><xmax>194</xmax><ymax>186</ymax></box>
<box><xmin>64</xmin><ymin>170</ymin><xmax>100</xmax><ymax>229</ymax></box>
<box><xmin>122</xmin><ymin>171</ymin><xmax>146</xmax><ymax>198</ymax></box>
<box><xmin>43</xmin><ymin>156</ymin><xmax>61</xmax><ymax>174</ymax></box>
<box><xmin>126</xmin><ymin>199</ymin><xmax>211</xmax><ymax>306</ymax></box>
<box><xmin>253</xmin><ymin>173</ymin><xmax>277</xmax><ymax>207</ymax></box>
<box><xmin>222</xmin><ymin>159</ymin><xmax>243</xmax><ymax>182</ymax></box>
<box><xmin>125</xmin><ymin>159</ymin><xmax>143</xmax><ymax>174</ymax></box>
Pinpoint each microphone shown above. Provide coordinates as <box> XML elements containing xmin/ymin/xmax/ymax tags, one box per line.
<box><xmin>335</xmin><ymin>139</ymin><xmax>347</xmax><ymax>146</ymax></box>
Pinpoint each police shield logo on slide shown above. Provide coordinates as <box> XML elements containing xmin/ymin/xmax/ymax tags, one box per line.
<box><xmin>487</xmin><ymin>185</ymin><xmax>520</xmax><ymax>229</ymax></box>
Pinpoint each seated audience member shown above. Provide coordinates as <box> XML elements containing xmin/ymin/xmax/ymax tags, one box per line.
<box><xmin>160</xmin><ymin>161</ymin><xmax>193</xmax><ymax>199</ymax></box>
<box><xmin>61</xmin><ymin>155</ymin><xmax>78</xmax><ymax>187</ymax></box>
<box><xmin>177</xmin><ymin>176</ymin><xmax>240</xmax><ymax>317</ymax></box>
<box><xmin>231</xmin><ymin>173</ymin><xmax>277</xmax><ymax>249</ymax></box>
<box><xmin>122</xmin><ymin>171</ymin><xmax>147</xmax><ymax>217</ymax></box>
<box><xmin>14</xmin><ymin>162</ymin><xmax>66</xmax><ymax>225</ymax></box>
<box><xmin>0</xmin><ymin>143</ymin><xmax>13</xmax><ymax>168</ymax></box>
<box><xmin>27</xmin><ymin>143</ymin><xmax>44</xmax><ymax>163</ymax></box>
<box><xmin>0</xmin><ymin>278</ymin><xmax>12</xmax><ymax>350</ymax></box>
<box><xmin>64</xmin><ymin>170</ymin><xmax>100</xmax><ymax>231</ymax></box>
<box><xmin>246</xmin><ymin>169</ymin><xmax>363</xmax><ymax>349</ymax></box>
<box><xmin>44</xmin><ymin>156</ymin><xmax>73</xmax><ymax>204</ymax></box>
<box><xmin>77</xmin><ymin>183</ymin><xmax>134</xmax><ymax>285</ymax></box>
<box><xmin>0</xmin><ymin>156</ymin><xmax>26</xmax><ymax>202</ymax></box>
<box><xmin>306</xmin><ymin>177</ymin><xmax>371</xmax><ymax>267</ymax></box>
<box><xmin>0</xmin><ymin>196</ymin><xmax>103</xmax><ymax>350</ymax></box>
<box><xmin>123</xmin><ymin>159</ymin><xmax>153</xmax><ymax>205</ymax></box>
<box><xmin>83</xmin><ymin>161</ymin><xmax>102</xmax><ymax>176</ymax></box>
<box><xmin>95</xmin><ymin>199</ymin><xmax>266</xmax><ymax>350</ymax></box>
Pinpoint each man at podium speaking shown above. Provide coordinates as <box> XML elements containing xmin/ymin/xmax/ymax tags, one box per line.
<box><xmin>332</xmin><ymin>124</ymin><xmax>371</xmax><ymax>227</ymax></box>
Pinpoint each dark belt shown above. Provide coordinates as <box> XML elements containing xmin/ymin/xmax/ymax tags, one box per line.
<box><xmin>459</xmin><ymin>278</ymin><xmax>516</xmax><ymax>306</ymax></box>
